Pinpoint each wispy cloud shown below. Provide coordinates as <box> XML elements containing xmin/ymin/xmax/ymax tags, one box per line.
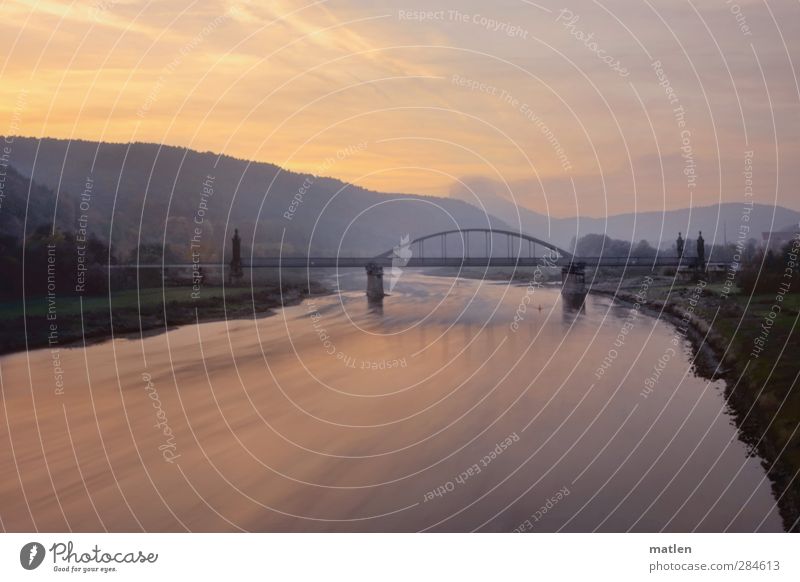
<box><xmin>0</xmin><ymin>0</ymin><xmax>797</xmax><ymax>214</ymax></box>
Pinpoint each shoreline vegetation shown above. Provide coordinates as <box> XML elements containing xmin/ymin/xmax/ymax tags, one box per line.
<box><xmin>588</xmin><ymin>274</ymin><xmax>800</xmax><ymax>532</ymax></box>
<box><xmin>0</xmin><ymin>278</ymin><xmax>327</xmax><ymax>356</ymax></box>
<box><xmin>0</xmin><ymin>220</ymin><xmax>331</xmax><ymax>356</ymax></box>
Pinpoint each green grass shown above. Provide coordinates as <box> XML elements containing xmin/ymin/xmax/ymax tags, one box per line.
<box><xmin>0</xmin><ymin>286</ymin><xmax>259</xmax><ymax>321</ymax></box>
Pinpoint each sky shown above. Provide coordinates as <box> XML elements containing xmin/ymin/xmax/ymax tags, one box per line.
<box><xmin>1</xmin><ymin>0</ymin><xmax>798</xmax><ymax>217</ymax></box>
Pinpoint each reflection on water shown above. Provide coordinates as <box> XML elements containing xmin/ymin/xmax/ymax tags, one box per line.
<box><xmin>0</xmin><ymin>271</ymin><xmax>782</xmax><ymax>531</ymax></box>
<box><xmin>366</xmin><ymin>298</ymin><xmax>384</xmax><ymax>317</ymax></box>
<box><xmin>560</xmin><ymin>293</ymin><xmax>587</xmax><ymax>313</ymax></box>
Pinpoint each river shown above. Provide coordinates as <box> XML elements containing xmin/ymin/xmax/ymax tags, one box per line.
<box><xmin>0</xmin><ymin>271</ymin><xmax>782</xmax><ymax>531</ymax></box>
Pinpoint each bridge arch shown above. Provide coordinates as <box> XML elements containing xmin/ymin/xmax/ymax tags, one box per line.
<box><xmin>374</xmin><ymin>228</ymin><xmax>573</xmax><ymax>260</ymax></box>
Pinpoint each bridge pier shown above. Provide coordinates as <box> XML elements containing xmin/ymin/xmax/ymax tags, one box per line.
<box><xmin>365</xmin><ymin>262</ymin><xmax>385</xmax><ymax>300</ymax></box>
<box><xmin>561</xmin><ymin>263</ymin><xmax>587</xmax><ymax>307</ymax></box>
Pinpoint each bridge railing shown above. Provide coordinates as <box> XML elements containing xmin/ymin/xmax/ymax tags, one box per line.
<box><xmin>110</xmin><ymin>256</ymin><xmax>727</xmax><ymax>269</ymax></box>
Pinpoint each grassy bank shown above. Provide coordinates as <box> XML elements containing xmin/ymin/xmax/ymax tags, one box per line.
<box><xmin>591</xmin><ymin>274</ymin><xmax>800</xmax><ymax>531</ymax></box>
<box><xmin>0</xmin><ymin>279</ymin><xmax>327</xmax><ymax>355</ymax></box>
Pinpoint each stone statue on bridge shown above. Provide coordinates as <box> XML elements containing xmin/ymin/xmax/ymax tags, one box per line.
<box><xmin>676</xmin><ymin>232</ymin><xmax>684</xmax><ymax>260</ymax></box>
<box><xmin>230</xmin><ymin>228</ymin><xmax>243</xmax><ymax>284</ymax></box>
<box><xmin>696</xmin><ymin>231</ymin><xmax>705</xmax><ymax>270</ymax></box>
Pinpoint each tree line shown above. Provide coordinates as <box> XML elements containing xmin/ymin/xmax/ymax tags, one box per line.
<box><xmin>0</xmin><ymin>226</ymin><xmax>190</xmax><ymax>302</ymax></box>
<box><xmin>573</xmin><ymin>233</ymin><xmax>798</xmax><ymax>295</ymax></box>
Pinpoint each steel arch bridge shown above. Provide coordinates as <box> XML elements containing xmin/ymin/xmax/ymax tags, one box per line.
<box><xmin>246</xmin><ymin>228</ymin><xmax>577</xmax><ymax>268</ymax></box>
<box><xmin>126</xmin><ymin>227</ymin><xmax>722</xmax><ymax>270</ymax></box>
<box><xmin>374</xmin><ymin>228</ymin><xmax>572</xmax><ymax>264</ymax></box>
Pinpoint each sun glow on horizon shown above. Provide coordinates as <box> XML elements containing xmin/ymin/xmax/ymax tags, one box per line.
<box><xmin>1</xmin><ymin>0</ymin><xmax>799</xmax><ymax>216</ymax></box>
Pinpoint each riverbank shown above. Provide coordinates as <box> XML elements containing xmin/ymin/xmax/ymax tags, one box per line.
<box><xmin>0</xmin><ymin>280</ymin><xmax>327</xmax><ymax>356</ymax></box>
<box><xmin>0</xmin><ymin>271</ymin><xmax>781</xmax><ymax>532</ymax></box>
<box><xmin>590</xmin><ymin>274</ymin><xmax>800</xmax><ymax>532</ymax></box>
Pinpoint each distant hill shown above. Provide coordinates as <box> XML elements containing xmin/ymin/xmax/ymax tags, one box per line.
<box><xmin>450</xmin><ymin>187</ymin><xmax>800</xmax><ymax>251</ymax></box>
<box><xmin>5</xmin><ymin>137</ymin><xmax>796</xmax><ymax>263</ymax></box>
<box><xmin>0</xmin><ymin>164</ymin><xmax>73</xmax><ymax>240</ymax></box>
<box><xmin>1</xmin><ymin>137</ymin><xmax>510</xmax><ymax>261</ymax></box>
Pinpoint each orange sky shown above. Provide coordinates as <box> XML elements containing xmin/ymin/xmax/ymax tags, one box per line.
<box><xmin>1</xmin><ymin>0</ymin><xmax>799</xmax><ymax>216</ymax></box>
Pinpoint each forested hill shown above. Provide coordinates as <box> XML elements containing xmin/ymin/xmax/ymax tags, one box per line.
<box><xmin>1</xmin><ymin>137</ymin><xmax>509</xmax><ymax>262</ymax></box>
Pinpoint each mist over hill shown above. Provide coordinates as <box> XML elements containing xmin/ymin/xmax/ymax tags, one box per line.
<box><xmin>1</xmin><ymin>137</ymin><xmax>510</xmax><ymax>262</ymax></box>
<box><xmin>450</xmin><ymin>181</ymin><xmax>800</xmax><ymax>251</ymax></box>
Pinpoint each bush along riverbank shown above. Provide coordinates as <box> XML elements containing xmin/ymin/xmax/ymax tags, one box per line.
<box><xmin>590</xmin><ymin>273</ymin><xmax>800</xmax><ymax>531</ymax></box>
<box><xmin>0</xmin><ymin>280</ymin><xmax>328</xmax><ymax>356</ymax></box>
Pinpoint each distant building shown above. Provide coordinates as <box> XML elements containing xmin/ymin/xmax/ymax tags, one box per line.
<box><xmin>761</xmin><ymin>230</ymin><xmax>800</xmax><ymax>251</ymax></box>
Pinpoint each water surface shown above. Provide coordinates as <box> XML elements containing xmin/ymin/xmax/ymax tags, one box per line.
<box><xmin>0</xmin><ymin>271</ymin><xmax>781</xmax><ymax>531</ymax></box>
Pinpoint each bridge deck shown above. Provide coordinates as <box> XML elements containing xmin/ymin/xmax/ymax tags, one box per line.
<box><xmin>127</xmin><ymin>257</ymin><xmax>727</xmax><ymax>269</ymax></box>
